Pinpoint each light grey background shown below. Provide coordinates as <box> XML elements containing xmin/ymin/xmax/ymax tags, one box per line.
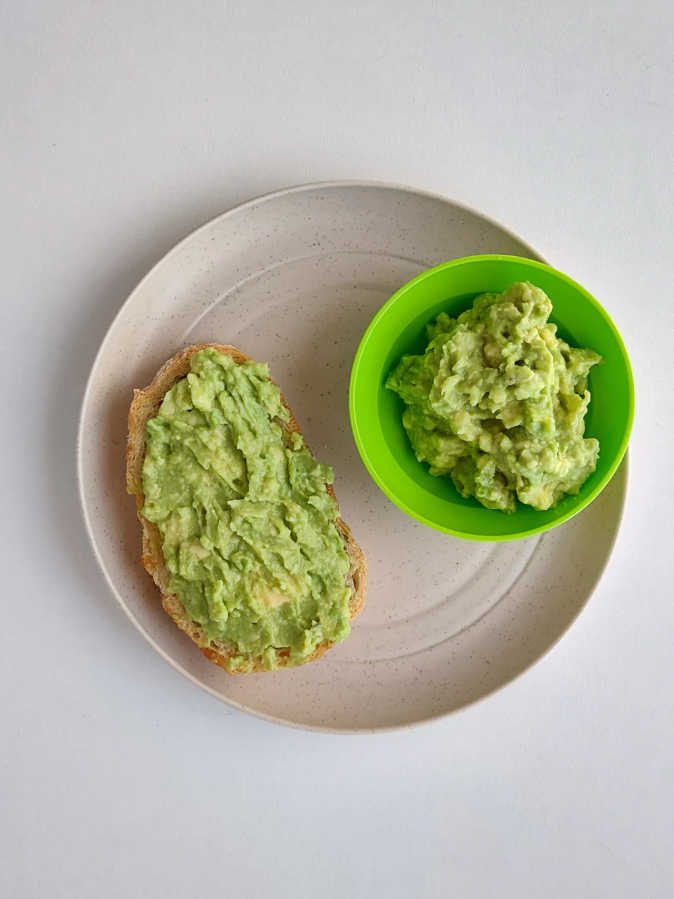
<box><xmin>1</xmin><ymin>1</ymin><xmax>671</xmax><ymax>896</ymax></box>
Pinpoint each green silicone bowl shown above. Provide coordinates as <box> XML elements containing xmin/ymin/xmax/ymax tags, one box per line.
<box><xmin>349</xmin><ymin>255</ymin><xmax>634</xmax><ymax>541</ymax></box>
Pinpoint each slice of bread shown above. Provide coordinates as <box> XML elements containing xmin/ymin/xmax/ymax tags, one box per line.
<box><xmin>126</xmin><ymin>343</ymin><xmax>367</xmax><ymax>674</ymax></box>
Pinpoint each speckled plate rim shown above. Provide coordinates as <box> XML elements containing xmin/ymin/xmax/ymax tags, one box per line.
<box><xmin>77</xmin><ymin>180</ymin><xmax>630</xmax><ymax>733</ymax></box>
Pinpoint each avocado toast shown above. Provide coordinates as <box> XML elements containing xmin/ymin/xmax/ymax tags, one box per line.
<box><xmin>127</xmin><ymin>344</ymin><xmax>367</xmax><ymax>674</ymax></box>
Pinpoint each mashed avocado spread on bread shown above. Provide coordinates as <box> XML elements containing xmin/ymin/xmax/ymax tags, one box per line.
<box><xmin>140</xmin><ymin>348</ymin><xmax>352</xmax><ymax>672</ymax></box>
<box><xmin>386</xmin><ymin>282</ymin><xmax>602</xmax><ymax>513</ymax></box>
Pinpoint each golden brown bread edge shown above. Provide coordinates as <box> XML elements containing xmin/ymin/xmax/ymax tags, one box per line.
<box><xmin>126</xmin><ymin>343</ymin><xmax>367</xmax><ymax>674</ymax></box>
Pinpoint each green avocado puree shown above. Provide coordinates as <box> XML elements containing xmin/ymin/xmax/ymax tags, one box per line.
<box><xmin>386</xmin><ymin>282</ymin><xmax>602</xmax><ymax>513</ymax></box>
<box><xmin>140</xmin><ymin>348</ymin><xmax>351</xmax><ymax>671</ymax></box>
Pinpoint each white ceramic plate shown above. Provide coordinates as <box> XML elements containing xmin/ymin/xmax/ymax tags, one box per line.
<box><xmin>78</xmin><ymin>181</ymin><xmax>627</xmax><ymax>732</ymax></box>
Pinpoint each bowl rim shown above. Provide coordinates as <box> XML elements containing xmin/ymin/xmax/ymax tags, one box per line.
<box><xmin>349</xmin><ymin>253</ymin><xmax>635</xmax><ymax>541</ymax></box>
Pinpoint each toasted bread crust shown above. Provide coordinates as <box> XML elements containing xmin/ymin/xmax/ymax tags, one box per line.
<box><xmin>126</xmin><ymin>343</ymin><xmax>367</xmax><ymax>674</ymax></box>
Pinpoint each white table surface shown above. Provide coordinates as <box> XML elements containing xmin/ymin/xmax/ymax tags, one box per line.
<box><xmin>2</xmin><ymin>1</ymin><xmax>672</xmax><ymax>896</ymax></box>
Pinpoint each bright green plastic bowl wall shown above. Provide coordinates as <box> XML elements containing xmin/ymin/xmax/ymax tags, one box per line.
<box><xmin>349</xmin><ymin>255</ymin><xmax>634</xmax><ymax>541</ymax></box>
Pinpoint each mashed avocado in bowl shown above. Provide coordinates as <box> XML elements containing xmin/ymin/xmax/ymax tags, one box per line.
<box><xmin>386</xmin><ymin>282</ymin><xmax>602</xmax><ymax>514</ymax></box>
<box><xmin>349</xmin><ymin>255</ymin><xmax>634</xmax><ymax>541</ymax></box>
